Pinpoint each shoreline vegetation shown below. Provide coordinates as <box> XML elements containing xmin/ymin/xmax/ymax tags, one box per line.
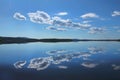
<box><xmin>0</xmin><ymin>36</ymin><xmax>120</xmax><ymax>44</ymax></box>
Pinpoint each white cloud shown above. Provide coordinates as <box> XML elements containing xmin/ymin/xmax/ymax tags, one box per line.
<box><xmin>13</xmin><ymin>12</ymin><xmax>26</xmax><ymax>20</ymax></box>
<box><xmin>58</xmin><ymin>65</ymin><xmax>68</xmax><ymax>69</ymax></box>
<box><xmin>52</xmin><ymin>16</ymin><xmax>91</xmax><ymax>29</ymax></box>
<box><xmin>14</xmin><ymin>61</ymin><xmax>26</xmax><ymax>69</ymax></box>
<box><xmin>81</xmin><ymin>13</ymin><xmax>99</xmax><ymax>19</ymax></box>
<box><xmin>27</xmin><ymin>11</ymin><xmax>91</xmax><ymax>30</ymax></box>
<box><xmin>82</xmin><ymin>20</ymin><xmax>92</xmax><ymax>24</ymax></box>
<box><xmin>112</xmin><ymin>11</ymin><xmax>120</xmax><ymax>17</ymax></box>
<box><xmin>56</xmin><ymin>12</ymin><xmax>68</xmax><ymax>16</ymax></box>
<box><xmin>72</xmin><ymin>22</ymin><xmax>91</xmax><ymax>29</ymax></box>
<box><xmin>81</xmin><ymin>62</ymin><xmax>98</xmax><ymax>68</ymax></box>
<box><xmin>88</xmin><ymin>27</ymin><xmax>105</xmax><ymax>34</ymax></box>
<box><xmin>112</xmin><ymin>64</ymin><xmax>120</xmax><ymax>70</ymax></box>
<box><xmin>28</xmin><ymin>11</ymin><xmax>52</xmax><ymax>24</ymax></box>
<box><xmin>24</xmin><ymin>11</ymin><xmax>95</xmax><ymax>32</ymax></box>
<box><xmin>14</xmin><ymin>11</ymin><xmax>107</xmax><ymax>33</ymax></box>
<box><xmin>52</xmin><ymin>16</ymin><xmax>72</xmax><ymax>27</ymax></box>
<box><xmin>46</xmin><ymin>26</ymin><xmax>67</xmax><ymax>31</ymax></box>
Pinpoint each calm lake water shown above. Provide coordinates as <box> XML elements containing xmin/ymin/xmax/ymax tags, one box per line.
<box><xmin>0</xmin><ymin>42</ymin><xmax>120</xmax><ymax>80</ymax></box>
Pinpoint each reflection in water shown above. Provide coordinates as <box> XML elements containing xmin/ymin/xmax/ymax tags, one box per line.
<box><xmin>58</xmin><ymin>65</ymin><xmax>68</xmax><ymax>69</ymax></box>
<box><xmin>112</xmin><ymin>64</ymin><xmax>120</xmax><ymax>70</ymax></box>
<box><xmin>0</xmin><ymin>42</ymin><xmax>120</xmax><ymax>80</ymax></box>
<box><xmin>88</xmin><ymin>47</ymin><xmax>104</xmax><ymax>54</ymax></box>
<box><xmin>81</xmin><ymin>62</ymin><xmax>98</xmax><ymax>68</ymax></box>
<box><xmin>14</xmin><ymin>47</ymin><xmax>105</xmax><ymax>70</ymax></box>
<box><xmin>14</xmin><ymin>52</ymin><xmax>93</xmax><ymax>70</ymax></box>
<box><xmin>46</xmin><ymin>49</ymin><xmax>67</xmax><ymax>55</ymax></box>
<box><xmin>28</xmin><ymin>57</ymin><xmax>51</xmax><ymax>71</ymax></box>
<box><xmin>13</xmin><ymin>45</ymin><xmax>120</xmax><ymax>73</ymax></box>
<box><xmin>14</xmin><ymin>61</ymin><xmax>26</xmax><ymax>69</ymax></box>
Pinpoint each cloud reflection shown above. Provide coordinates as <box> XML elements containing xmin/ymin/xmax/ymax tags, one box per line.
<box><xmin>14</xmin><ymin>61</ymin><xmax>26</xmax><ymax>69</ymax></box>
<box><xmin>112</xmin><ymin>64</ymin><xmax>120</xmax><ymax>70</ymax></box>
<box><xmin>88</xmin><ymin>47</ymin><xmax>104</xmax><ymax>54</ymax></box>
<box><xmin>58</xmin><ymin>65</ymin><xmax>68</xmax><ymax>69</ymax></box>
<box><xmin>14</xmin><ymin>47</ymin><xmax>106</xmax><ymax>71</ymax></box>
<box><xmin>46</xmin><ymin>50</ymin><xmax>67</xmax><ymax>55</ymax></box>
<box><xmin>81</xmin><ymin>62</ymin><xmax>98</xmax><ymax>68</ymax></box>
<box><xmin>28</xmin><ymin>57</ymin><xmax>52</xmax><ymax>71</ymax></box>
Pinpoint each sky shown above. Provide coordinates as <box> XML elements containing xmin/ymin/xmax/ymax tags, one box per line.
<box><xmin>0</xmin><ymin>0</ymin><xmax>120</xmax><ymax>39</ymax></box>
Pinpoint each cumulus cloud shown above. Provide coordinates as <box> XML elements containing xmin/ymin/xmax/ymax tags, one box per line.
<box><xmin>88</xmin><ymin>27</ymin><xmax>105</xmax><ymax>34</ymax></box>
<box><xmin>52</xmin><ymin>16</ymin><xmax>72</xmax><ymax>27</ymax></box>
<box><xmin>56</xmin><ymin>12</ymin><xmax>68</xmax><ymax>16</ymax></box>
<box><xmin>112</xmin><ymin>64</ymin><xmax>120</xmax><ymax>70</ymax></box>
<box><xmin>72</xmin><ymin>22</ymin><xmax>91</xmax><ymax>29</ymax></box>
<box><xmin>28</xmin><ymin>11</ymin><xmax>52</xmax><ymax>24</ymax></box>
<box><xmin>112</xmin><ymin>11</ymin><xmax>120</xmax><ymax>17</ymax></box>
<box><xmin>82</xmin><ymin>20</ymin><xmax>92</xmax><ymax>24</ymax></box>
<box><xmin>14</xmin><ymin>61</ymin><xmax>26</xmax><ymax>69</ymax></box>
<box><xmin>81</xmin><ymin>13</ymin><xmax>99</xmax><ymax>19</ymax></box>
<box><xmin>58</xmin><ymin>65</ymin><xmax>68</xmax><ymax>69</ymax></box>
<box><xmin>13</xmin><ymin>12</ymin><xmax>26</xmax><ymax>20</ymax></box>
<box><xmin>14</xmin><ymin>11</ymin><xmax>106</xmax><ymax>33</ymax></box>
<box><xmin>28</xmin><ymin>57</ymin><xmax>52</xmax><ymax>71</ymax></box>
<box><xmin>27</xmin><ymin>11</ymin><xmax>91</xmax><ymax>30</ymax></box>
<box><xmin>81</xmin><ymin>62</ymin><xmax>98</xmax><ymax>68</ymax></box>
<box><xmin>46</xmin><ymin>26</ymin><xmax>67</xmax><ymax>31</ymax></box>
<box><xmin>52</xmin><ymin>16</ymin><xmax>91</xmax><ymax>29</ymax></box>
<box><xmin>88</xmin><ymin>47</ymin><xmax>104</xmax><ymax>54</ymax></box>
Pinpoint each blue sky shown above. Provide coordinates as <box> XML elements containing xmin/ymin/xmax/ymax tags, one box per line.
<box><xmin>0</xmin><ymin>0</ymin><xmax>120</xmax><ymax>39</ymax></box>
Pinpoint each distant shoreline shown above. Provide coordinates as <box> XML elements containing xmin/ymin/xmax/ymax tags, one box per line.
<box><xmin>0</xmin><ymin>36</ymin><xmax>120</xmax><ymax>44</ymax></box>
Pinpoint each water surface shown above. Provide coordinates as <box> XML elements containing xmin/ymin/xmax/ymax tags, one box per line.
<box><xmin>0</xmin><ymin>42</ymin><xmax>120</xmax><ymax>80</ymax></box>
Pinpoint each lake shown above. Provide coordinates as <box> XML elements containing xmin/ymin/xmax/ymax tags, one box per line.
<box><xmin>0</xmin><ymin>42</ymin><xmax>120</xmax><ymax>80</ymax></box>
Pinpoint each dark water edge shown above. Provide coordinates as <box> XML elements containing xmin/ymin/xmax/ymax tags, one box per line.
<box><xmin>0</xmin><ymin>36</ymin><xmax>120</xmax><ymax>44</ymax></box>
